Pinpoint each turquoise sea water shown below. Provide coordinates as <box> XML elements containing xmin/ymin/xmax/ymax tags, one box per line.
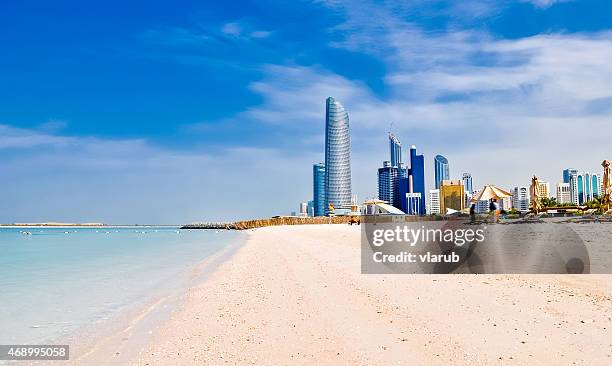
<box><xmin>0</xmin><ymin>227</ymin><xmax>242</xmax><ymax>345</ymax></box>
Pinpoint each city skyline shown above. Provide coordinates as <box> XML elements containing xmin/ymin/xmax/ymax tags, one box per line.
<box><xmin>346</xmin><ymin>123</ymin><xmax>608</xmax><ymax>215</ymax></box>
<box><xmin>2</xmin><ymin>1</ymin><xmax>612</xmax><ymax>223</ymax></box>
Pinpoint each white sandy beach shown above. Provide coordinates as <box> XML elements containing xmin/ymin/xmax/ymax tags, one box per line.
<box><xmin>112</xmin><ymin>224</ymin><xmax>612</xmax><ymax>365</ymax></box>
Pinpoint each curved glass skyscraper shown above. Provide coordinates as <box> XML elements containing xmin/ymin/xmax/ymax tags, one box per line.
<box><xmin>434</xmin><ymin>155</ymin><xmax>449</xmax><ymax>190</ymax></box>
<box><xmin>324</xmin><ymin>97</ymin><xmax>352</xmax><ymax>212</ymax></box>
<box><xmin>389</xmin><ymin>133</ymin><xmax>402</xmax><ymax>167</ymax></box>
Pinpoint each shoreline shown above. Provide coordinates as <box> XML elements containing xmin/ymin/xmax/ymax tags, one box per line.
<box><xmin>57</xmin><ymin>232</ymin><xmax>247</xmax><ymax>365</ymax></box>
<box><xmin>0</xmin><ymin>225</ymin><xmax>181</xmax><ymax>229</ymax></box>
<box><xmin>126</xmin><ymin>224</ymin><xmax>612</xmax><ymax>365</ymax></box>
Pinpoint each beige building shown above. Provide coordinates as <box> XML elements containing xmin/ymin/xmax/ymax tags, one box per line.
<box><xmin>299</xmin><ymin>202</ymin><xmax>308</xmax><ymax>217</ymax></box>
<box><xmin>440</xmin><ymin>180</ymin><xmax>465</xmax><ymax>213</ymax></box>
<box><xmin>556</xmin><ymin>183</ymin><xmax>571</xmax><ymax>204</ymax></box>
<box><xmin>537</xmin><ymin>181</ymin><xmax>550</xmax><ymax>199</ymax></box>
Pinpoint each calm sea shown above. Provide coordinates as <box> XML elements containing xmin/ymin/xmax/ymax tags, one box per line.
<box><xmin>0</xmin><ymin>227</ymin><xmax>242</xmax><ymax>345</ymax></box>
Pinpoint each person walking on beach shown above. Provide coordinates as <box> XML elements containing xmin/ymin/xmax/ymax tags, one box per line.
<box><xmin>470</xmin><ymin>203</ymin><xmax>476</xmax><ymax>223</ymax></box>
<box><xmin>489</xmin><ymin>199</ymin><xmax>500</xmax><ymax>223</ymax></box>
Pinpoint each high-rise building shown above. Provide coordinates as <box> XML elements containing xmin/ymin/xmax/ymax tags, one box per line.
<box><xmin>462</xmin><ymin>173</ymin><xmax>473</xmax><ymax>194</ymax></box>
<box><xmin>563</xmin><ymin>168</ymin><xmax>576</xmax><ymax>184</ymax></box>
<box><xmin>299</xmin><ymin>202</ymin><xmax>308</xmax><ymax>217</ymax></box>
<box><xmin>584</xmin><ymin>172</ymin><xmax>593</xmax><ymax>202</ymax></box>
<box><xmin>512</xmin><ymin>186</ymin><xmax>530</xmax><ymax>212</ymax></box>
<box><xmin>434</xmin><ymin>155</ymin><xmax>449</xmax><ymax>190</ymax></box>
<box><xmin>440</xmin><ymin>180</ymin><xmax>464</xmax><ymax>213</ymax></box>
<box><xmin>307</xmin><ymin>200</ymin><xmax>314</xmax><ymax>217</ymax></box>
<box><xmin>428</xmin><ymin>189</ymin><xmax>440</xmax><ymax>215</ymax></box>
<box><xmin>577</xmin><ymin>173</ymin><xmax>585</xmax><ymax>204</ymax></box>
<box><xmin>564</xmin><ymin>168</ymin><xmax>579</xmax><ymax>205</ymax></box>
<box><xmin>556</xmin><ymin>183</ymin><xmax>571</xmax><ymax>204</ymax></box>
<box><xmin>462</xmin><ymin>173</ymin><xmax>473</xmax><ymax>206</ymax></box>
<box><xmin>378</xmin><ymin>161</ymin><xmax>394</xmax><ymax>204</ymax></box>
<box><xmin>324</xmin><ymin>97</ymin><xmax>352</xmax><ymax>213</ymax></box>
<box><xmin>313</xmin><ymin>163</ymin><xmax>326</xmax><ymax>216</ymax></box>
<box><xmin>574</xmin><ymin>172</ymin><xmax>595</xmax><ymax>204</ymax></box>
<box><xmin>593</xmin><ymin>174</ymin><xmax>602</xmax><ymax>198</ymax></box>
<box><xmin>377</xmin><ymin>161</ymin><xmax>408</xmax><ymax>209</ymax></box>
<box><xmin>377</xmin><ymin>134</ymin><xmax>408</xmax><ymax>209</ymax></box>
<box><xmin>537</xmin><ymin>181</ymin><xmax>550</xmax><ymax>199</ymax></box>
<box><xmin>399</xmin><ymin>145</ymin><xmax>426</xmax><ymax>215</ymax></box>
<box><xmin>564</xmin><ymin>170</ymin><xmax>603</xmax><ymax>204</ymax></box>
<box><xmin>389</xmin><ymin>133</ymin><xmax>402</xmax><ymax>168</ymax></box>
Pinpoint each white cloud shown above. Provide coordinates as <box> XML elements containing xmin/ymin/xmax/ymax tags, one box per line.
<box><xmin>249</xmin><ymin>30</ymin><xmax>271</xmax><ymax>39</ymax></box>
<box><xmin>221</xmin><ymin>22</ymin><xmax>271</xmax><ymax>40</ymax></box>
<box><xmin>141</xmin><ymin>21</ymin><xmax>271</xmax><ymax>49</ymax></box>
<box><xmin>221</xmin><ymin>22</ymin><xmax>242</xmax><ymax>37</ymax></box>
<box><xmin>0</xmin><ymin>124</ymin><xmax>77</xmax><ymax>149</ymax></box>
<box><xmin>522</xmin><ymin>0</ymin><xmax>569</xmax><ymax>9</ymax></box>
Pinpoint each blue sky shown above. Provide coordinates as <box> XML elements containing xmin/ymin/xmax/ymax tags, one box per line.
<box><xmin>2</xmin><ymin>0</ymin><xmax>612</xmax><ymax>223</ymax></box>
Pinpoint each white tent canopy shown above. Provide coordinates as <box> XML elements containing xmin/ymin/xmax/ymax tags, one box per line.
<box><xmin>471</xmin><ymin>185</ymin><xmax>512</xmax><ymax>202</ymax></box>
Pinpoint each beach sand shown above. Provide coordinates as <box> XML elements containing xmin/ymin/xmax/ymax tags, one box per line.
<box><xmin>128</xmin><ymin>224</ymin><xmax>612</xmax><ymax>365</ymax></box>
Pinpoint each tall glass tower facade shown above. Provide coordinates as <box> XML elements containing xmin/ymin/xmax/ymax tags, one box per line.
<box><xmin>377</xmin><ymin>133</ymin><xmax>407</xmax><ymax>210</ymax></box>
<box><xmin>324</xmin><ymin>97</ymin><xmax>352</xmax><ymax>212</ymax></box>
<box><xmin>378</xmin><ymin>161</ymin><xmax>408</xmax><ymax>209</ymax></box>
<box><xmin>462</xmin><ymin>172</ymin><xmax>473</xmax><ymax>207</ymax></box>
<box><xmin>313</xmin><ymin>163</ymin><xmax>326</xmax><ymax>216</ymax></box>
<box><xmin>434</xmin><ymin>155</ymin><xmax>449</xmax><ymax>190</ymax></box>
<box><xmin>462</xmin><ymin>173</ymin><xmax>473</xmax><ymax>194</ymax></box>
<box><xmin>593</xmin><ymin>174</ymin><xmax>601</xmax><ymax>198</ymax></box>
<box><xmin>564</xmin><ymin>168</ymin><xmax>579</xmax><ymax>205</ymax></box>
<box><xmin>398</xmin><ymin>145</ymin><xmax>425</xmax><ymax>215</ymax></box>
<box><xmin>389</xmin><ymin>133</ymin><xmax>402</xmax><ymax>167</ymax></box>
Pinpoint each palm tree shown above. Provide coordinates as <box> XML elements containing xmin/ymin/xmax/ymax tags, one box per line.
<box><xmin>585</xmin><ymin>197</ymin><xmax>602</xmax><ymax>210</ymax></box>
<box><xmin>540</xmin><ymin>197</ymin><xmax>558</xmax><ymax>208</ymax></box>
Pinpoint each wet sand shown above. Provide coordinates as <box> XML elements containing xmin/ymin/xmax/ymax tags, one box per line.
<box><xmin>127</xmin><ymin>224</ymin><xmax>612</xmax><ymax>365</ymax></box>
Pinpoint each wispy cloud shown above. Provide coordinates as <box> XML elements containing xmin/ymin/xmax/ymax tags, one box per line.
<box><xmin>522</xmin><ymin>0</ymin><xmax>570</xmax><ymax>9</ymax></box>
<box><xmin>141</xmin><ymin>20</ymin><xmax>271</xmax><ymax>47</ymax></box>
<box><xmin>0</xmin><ymin>124</ymin><xmax>76</xmax><ymax>149</ymax></box>
<box><xmin>220</xmin><ymin>21</ymin><xmax>272</xmax><ymax>40</ymax></box>
<box><xmin>221</xmin><ymin>22</ymin><xmax>242</xmax><ymax>37</ymax></box>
